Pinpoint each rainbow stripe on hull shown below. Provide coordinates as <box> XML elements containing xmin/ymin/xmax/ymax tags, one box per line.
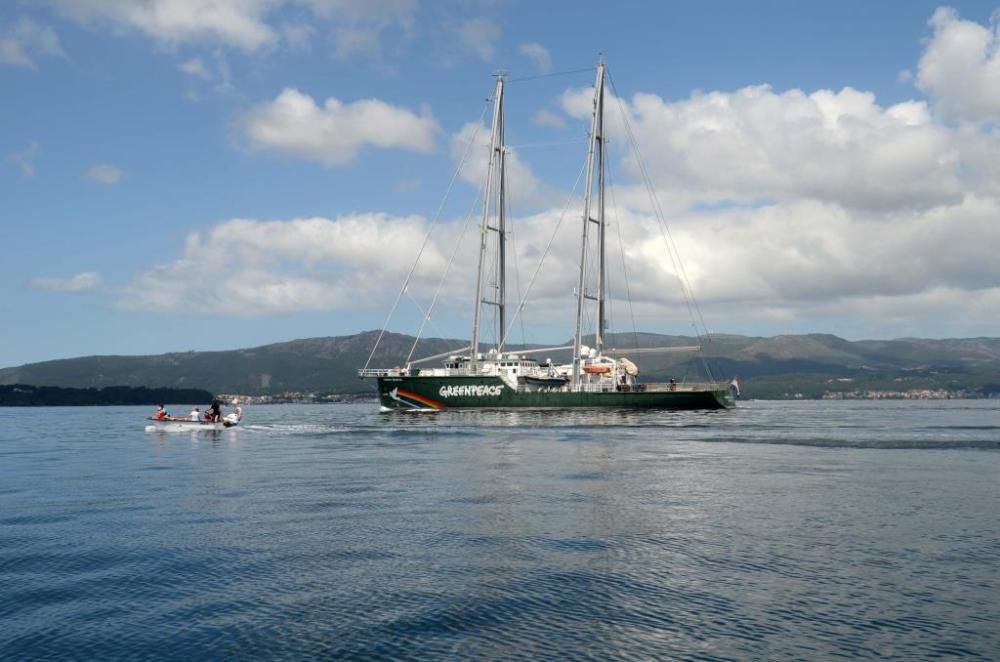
<box><xmin>384</xmin><ymin>387</ymin><xmax>446</xmax><ymax>410</ymax></box>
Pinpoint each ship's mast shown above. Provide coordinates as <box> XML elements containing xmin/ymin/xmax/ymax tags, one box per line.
<box><xmin>470</xmin><ymin>75</ymin><xmax>506</xmax><ymax>370</ymax></box>
<box><xmin>498</xmin><ymin>104</ymin><xmax>507</xmax><ymax>352</ymax></box>
<box><xmin>596</xmin><ymin>67</ymin><xmax>607</xmax><ymax>356</ymax></box>
<box><xmin>572</xmin><ymin>63</ymin><xmax>607</xmax><ymax>385</ymax></box>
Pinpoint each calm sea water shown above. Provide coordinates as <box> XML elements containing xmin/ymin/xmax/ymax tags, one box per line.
<box><xmin>1</xmin><ymin>400</ymin><xmax>999</xmax><ymax>660</ymax></box>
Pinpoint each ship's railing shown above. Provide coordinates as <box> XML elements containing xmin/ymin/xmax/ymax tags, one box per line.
<box><xmin>358</xmin><ymin>368</ymin><xmax>728</xmax><ymax>392</ymax></box>
<box><xmin>357</xmin><ymin>368</ymin><xmax>401</xmax><ymax>377</ymax></box>
<box><xmin>358</xmin><ymin>367</ymin><xmax>483</xmax><ymax>378</ymax></box>
<box><xmin>532</xmin><ymin>382</ymin><xmax>726</xmax><ymax>394</ymax></box>
<box><xmin>642</xmin><ymin>382</ymin><xmax>726</xmax><ymax>392</ymax></box>
<box><xmin>569</xmin><ymin>383</ymin><xmax>618</xmax><ymax>393</ymax></box>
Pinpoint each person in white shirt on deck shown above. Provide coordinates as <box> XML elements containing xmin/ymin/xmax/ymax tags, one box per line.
<box><xmin>189</xmin><ymin>406</ymin><xmax>200</xmax><ymax>421</ymax></box>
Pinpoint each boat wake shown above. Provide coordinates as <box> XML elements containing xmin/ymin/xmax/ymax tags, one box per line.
<box><xmin>711</xmin><ymin>436</ymin><xmax>1000</xmax><ymax>450</ymax></box>
<box><xmin>239</xmin><ymin>423</ymin><xmax>354</xmax><ymax>435</ymax></box>
<box><xmin>143</xmin><ymin>424</ymin><xmax>237</xmax><ymax>433</ymax></box>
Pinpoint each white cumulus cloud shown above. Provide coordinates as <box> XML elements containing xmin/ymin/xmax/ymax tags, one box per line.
<box><xmin>519</xmin><ymin>42</ymin><xmax>551</xmax><ymax>73</ymax></box>
<box><xmin>115</xmin><ymin>192</ymin><xmax>1000</xmax><ymax>338</ymax></box>
<box><xmin>298</xmin><ymin>0</ymin><xmax>416</xmax><ymax>25</ymax></box>
<box><xmin>307</xmin><ymin>0</ymin><xmax>418</xmax><ymax>57</ymax></box>
<box><xmin>46</xmin><ymin>0</ymin><xmax>418</xmax><ymax>55</ymax></box>
<box><xmin>240</xmin><ymin>88</ymin><xmax>438</xmax><ymax>165</ymax></box>
<box><xmin>87</xmin><ymin>163</ymin><xmax>125</xmax><ymax>184</ymax></box>
<box><xmin>281</xmin><ymin>22</ymin><xmax>315</xmax><ymax>52</ymax></box>
<box><xmin>0</xmin><ymin>18</ymin><xmax>64</xmax><ymax>69</ymax></box>
<box><xmin>332</xmin><ymin>26</ymin><xmax>380</xmax><ymax>58</ymax></box>
<box><xmin>47</xmin><ymin>0</ymin><xmax>276</xmax><ymax>52</ymax></box>
<box><xmin>176</xmin><ymin>55</ymin><xmax>235</xmax><ymax>95</ymax></box>
<box><xmin>561</xmin><ymin>83</ymin><xmax>962</xmax><ymax>211</ymax></box>
<box><xmin>32</xmin><ymin>272</ymin><xmax>103</xmax><ymax>292</ymax></box>
<box><xmin>454</xmin><ymin>18</ymin><xmax>500</xmax><ymax>61</ymax></box>
<box><xmin>450</xmin><ymin>121</ymin><xmax>560</xmax><ymax>209</ymax></box>
<box><xmin>917</xmin><ymin>6</ymin><xmax>1000</xmax><ymax>123</ymax></box>
<box><xmin>178</xmin><ymin>57</ymin><xmax>212</xmax><ymax>80</ymax></box>
<box><xmin>119</xmin><ymin>214</ymin><xmax>452</xmax><ymax>315</ymax></box>
<box><xmin>11</xmin><ymin>142</ymin><xmax>40</xmax><ymax>177</ymax></box>
<box><xmin>533</xmin><ymin>109</ymin><xmax>565</xmax><ymax>128</ymax></box>
<box><xmin>106</xmin><ymin>6</ymin><xmax>1000</xmax><ymax>338</ymax></box>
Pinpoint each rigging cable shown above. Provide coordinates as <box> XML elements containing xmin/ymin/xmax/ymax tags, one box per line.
<box><xmin>503</xmin><ymin>149</ymin><xmax>527</xmax><ymax>349</ymax></box>
<box><xmin>505</xmin><ymin>139</ymin><xmax>588</xmax><ymax>150</ymax></box>
<box><xmin>507</xmin><ymin>67</ymin><xmax>595</xmax><ymax>83</ymax></box>
<box><xmin>364</xmin><ymin>98</ymin><xmax>491</xmax><ymax>372</ymax></box>
<box><xmin>404</xmin><ymin>155</ymin><xmax>493</xmax><ymax>365</ymax></box>
<box><xmin>499</xmin><ymin>158</ymin><xmax>588</xmax><ymax>350</ymax></box>
<box><xmin>606</xmin><ymin>159</ymin><xmax>641</xmax><ymax>351</ymax></box>
<box><xmin>607</xmin><ymin>70</ymin><xmax>716</xmax><ymax>381</ymax></box>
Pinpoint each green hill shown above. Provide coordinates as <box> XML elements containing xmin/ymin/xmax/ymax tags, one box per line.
<box><xmin>2</xmin><ymin>331</ymin><xmax>999</xmax><ymax>399</ymax></box>
<box><xmin>0</xmin><ymin>384</ymin><xmax>214</xmax><ymax>407</ymax></box>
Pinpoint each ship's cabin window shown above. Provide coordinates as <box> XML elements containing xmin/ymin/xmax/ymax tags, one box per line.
<box><xmin>497</xmin><ymin>359</ymin><xmax>536</xmax><ymax>369</ymax></box>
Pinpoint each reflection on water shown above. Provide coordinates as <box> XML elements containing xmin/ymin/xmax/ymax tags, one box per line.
<box><xmin>0</xmin><ymin>401</ymin><xmax>998</xmax><ymax>659</ymax></box>
<box><xmin>390</xmin><ymin>406</ymin><xmax>735</xmax><ymax>429</ymax></box>
<box><xmin>146</xmin><ymin>427</ymin><xmax>244</xmax><ymax>447</ymax></box>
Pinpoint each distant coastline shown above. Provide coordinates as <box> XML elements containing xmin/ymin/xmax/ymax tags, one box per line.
<box><xmin>1</xmin><ymin>383</ymin><xmax>993</xmax><ymax>405</ymax></box>
<box><xmin>0</xmin><ymin>384</ymin><xmax>214</xmax><ymax>407</ymax></box>
<box><xmin>3</xmin><ymin>331</ymin><xmax>1000</xmax><ymax>402</ymax></box>
<box><xmin>215</xmin><ymin>392</ymin><xmax>375</xmax><ymax>405</ymax></box>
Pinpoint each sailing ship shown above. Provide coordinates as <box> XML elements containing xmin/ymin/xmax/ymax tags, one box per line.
<box><xmin>359</xmin><ymin>63</ymin><xmax>734</xmax><ymax>411</ymax></box>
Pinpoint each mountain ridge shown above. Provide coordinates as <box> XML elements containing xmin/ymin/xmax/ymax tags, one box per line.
<box><xmin>2</xmin><ymin>330</ymin><xmax>999</xmax><ymax>399</ymax></box>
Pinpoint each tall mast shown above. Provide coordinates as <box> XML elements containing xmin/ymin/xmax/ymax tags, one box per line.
<box><xmin>596</xmin><ymin>67</ymin><xmax>607</xmax><ymax>356</ymax></box>
<box><xmin>572</xmin><ymin>63</ymin><xmax>606</xmax><ymax>385</ymax></box>
<box><xmin>470</xmin><ymin>75</ymin><xmax>506</xmax><ymax>369</ymax></box>
<box><xmin>497</xmin><ymin>122</ymin><xmax>507</xmax><ymax>352</ymax></box>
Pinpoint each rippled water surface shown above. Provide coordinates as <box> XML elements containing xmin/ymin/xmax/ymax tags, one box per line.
<box><xmin>2</xmin><ymin>400</ymin><xmax>999</xmax><ymax>659</ymax></box>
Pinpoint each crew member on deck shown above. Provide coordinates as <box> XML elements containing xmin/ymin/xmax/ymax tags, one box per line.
<box><xmin>152</xmin><ymin>405</ymin><xmax>168</xmax><ymax>420</ymax></box>
<box><xmin>189</xmin><ymin>406</ymin><xmax>200</xmax><ymax>421</ymax></box>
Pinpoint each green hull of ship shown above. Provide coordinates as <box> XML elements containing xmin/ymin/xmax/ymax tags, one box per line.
<box><xmin>376</xmin><ymin>375</ymin><xmax>732</xmax><ymax>410</ymax></box>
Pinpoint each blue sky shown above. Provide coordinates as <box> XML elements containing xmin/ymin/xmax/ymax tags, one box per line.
<box><xmin>3</xmin><ymin>0</ymin><xmax>1000</xmax><ymax>367</ymax></box>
